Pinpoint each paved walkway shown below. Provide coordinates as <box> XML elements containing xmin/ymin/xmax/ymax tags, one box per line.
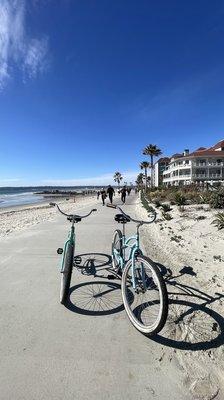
<box><xmin>0</xmin><ymin>194</ymin><xmax>189</xmax><ymax>400</ymax></box>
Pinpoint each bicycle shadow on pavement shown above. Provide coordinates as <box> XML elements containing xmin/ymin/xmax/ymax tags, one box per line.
<box><xmin>66</xmin><ymin>252</ymin><xmax>131</xmax><ymax>316</ymax></box>
<box><xmin>73</xmin><ymin>252</ymin><xmax>112</xmax><ymax>278</ymax></box>
<box><xmin>151</xmin><ymin>263</ymin><xmax>224</xmax><ymax>351</ymax></box>
<box><xmin>66</xmin><ymin>280</ymin><xmax>125</xmax><ymax>316</ymax></box>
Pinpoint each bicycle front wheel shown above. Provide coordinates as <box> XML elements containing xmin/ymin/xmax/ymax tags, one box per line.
<box><xmin>122</xmin><ymin>254</ymin><xmax>168</xmax><ymax>335</ymax></box>
<box><xmin>60</xmin><ymin>242</ymin><xmax>74</xmax><ymax>305</ymax></box>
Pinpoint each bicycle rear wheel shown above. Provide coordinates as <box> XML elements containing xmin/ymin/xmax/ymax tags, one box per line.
<box><xmin>122</xmin><ymin>254</ymin><xmax>168</xmax><ymax>335</ymax></box>
<box><xmin>60</xmin><ymin>242</ymin><xmax>74</xmax><ymax>305</ymax></box>
<box><xmin>111</xmin><ymin>229</ymin><xmax>123</xmax><ymax>272</ymax></box>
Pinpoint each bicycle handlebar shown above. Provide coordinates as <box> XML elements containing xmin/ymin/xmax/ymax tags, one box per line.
<box><xmin>49</xmin><ymin>202</ymin><xmax>97</xmax><ymax>220</ymax></box>
<box><xmin>107</xmin><ymin>204</ymin><xmax>156</xmax><ymax>225</ymax></box>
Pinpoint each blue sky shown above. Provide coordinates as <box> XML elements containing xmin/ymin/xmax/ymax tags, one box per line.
<box><xmin>0</xmin><ymin>0</ymin><xmax>224</xmax><ymax>186</ymax></box>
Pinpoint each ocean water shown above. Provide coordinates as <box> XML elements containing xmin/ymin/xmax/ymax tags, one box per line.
<box><xmin>0</xmin><ymin>187</ymin><xmax>96</xmax><ymax>208</ymax></box>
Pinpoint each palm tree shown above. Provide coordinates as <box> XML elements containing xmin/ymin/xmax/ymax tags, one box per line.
<box><xmin>135</xmin><ymin>173</ymin><xmax>144</xmax><ymax>189</ymax></box>
<box><xmin>113</xmin><ymin>171</ymin><xmax>123</xmax><ymax>189</ymax></box>
<box><xmin>143</xmin><ymin>144</ymin><xmax>162</xmax><ymax>187</ymax></box>
<box><xmin>140</xmin><ymin>161</ymin><xmax>150</xmax><ymax>192</ymax></box>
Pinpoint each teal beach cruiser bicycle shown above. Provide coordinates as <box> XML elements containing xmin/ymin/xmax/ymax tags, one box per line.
<box><xmin>50</xmin><ymin>202</ymin><xmax>97</xmax><ymax>304</ymax></box>
<box><xmin>109</xmin><ymin>205</ymin><xmax>168</xmax><ymax>335</ymax></box>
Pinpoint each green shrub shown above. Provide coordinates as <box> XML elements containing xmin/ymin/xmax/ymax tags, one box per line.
<box><xmin>147</xmin><ymin>205</ymin><xmax>155</xmax><ymax>213</ymax></box>
<box><xmin>154</xmin><ymin>199</ymin><xmax>162</xmax><ymax>208</ymax></box>
<box><xmin>199</xmin><ymin>192</ymin><xmax>212</xmax><ymax>204</ymax></box>
<box><xmin>141</xmin><ymin>191</ymin><xmax>156</xmax><ymax>214</ymax></box>
<box><xmin>185</xmin><ymin>191</ymin><xmax>203</xmax><ymax>204</ymax></box>
<box><xmin>209</xmin><ymin>190</ymin><xmax>224</xmax><ymax>209</ymax></box>
<box><xmin>174</xmin><ymin>192</ymin><xmax>186</xmax><ymax>206</ymax></box>
<box><xmin>162</xmin><ymin>211</ymin><xmax>172</xmax><ymax>220</ymax></box>
<box><xmin>211</xmin><ymin>212</ymin><xmax>224</xmax><ymax>230</ymax></box>
<box><xmin>161</xmin><ymin>203</ymin><xmax>172</xmax><ymax>212</ymax></box>
<box><xmin>178</xmin><ymin>205</ymin><xmax>185</xmax><ymax>212</ymax></box>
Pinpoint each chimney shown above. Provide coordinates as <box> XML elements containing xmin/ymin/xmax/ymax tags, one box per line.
<box><xmin>183</xmin><ymin>149</ymin><xmax>189</xmax><ymax>156</ymax></box>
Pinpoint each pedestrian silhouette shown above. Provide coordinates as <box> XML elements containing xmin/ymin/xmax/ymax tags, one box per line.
<box><xmin>107</xmin><ymin>185</ymin><xmax>115</xmax><ymax>204</ymax></box>
<box><xmin>121</xmin><ymin>186</ymin><xmax>127</xmax><ymax>204</ymax></box>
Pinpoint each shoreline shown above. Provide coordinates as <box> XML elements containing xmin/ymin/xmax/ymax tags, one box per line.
<box><xmin>0</xmin><ymin>187</ymin><xmax>99</xmax><ymax>210</ymax></box>
<box><xmin>0</xmin><ymin>194</ymin><xmax>97</xmax><ymax>238</ymax></box>
<box><xmin>0</xmin><ymin>192</ymin><xmax>95</xmax><ymax>213</ymax></box>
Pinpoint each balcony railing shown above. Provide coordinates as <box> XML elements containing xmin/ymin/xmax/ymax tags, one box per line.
<box><xmin>208</xmin><ymin>162</ymin><xmax>224</xmax><ymax>166</ymax></box>
<box><xmin>193</xmin><ymin>163</ymin><xmax>206</xmax><ymax>167</ymax></box>
<box><xmin>192</xmin><ymin>174</ymin><xmax>223</xmax><ymax>179</ymax></box>
<box><xmin>209</xmin><ymin>174</ymin><xmax>223</xmax><ymax>178</ymax></box>
<box><xmin>192</xmin><ymin>174</ymin><xmax>207</xmax><ymax>178</ymax></box>
<box><xmin>192</xmin><ymin>162</ymin><xmax>224</xmax><ymax>167</ymax></box>
<box><xmin>164</xmin><ymin>163</ymin><xmax>191</xmax><ymax>171</ymax></box>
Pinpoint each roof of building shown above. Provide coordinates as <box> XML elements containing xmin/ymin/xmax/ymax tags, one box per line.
<box><xmin>195</xmin><ymin>147</ymin><xmax>206</xmax><ymax>151</ymax></box>
<box><xmin>170</xmin><ymin>139</ymin><xmax>224</xmax><ymax>161</ymax></box>
<box><xmin>209</xmin><ymin>139</ymin><xmax>224</xmax><ymax>150</ymax></box>
<box><xmin>171</xmin><ymin>153</ymin><xmax>184</xmax><ymax>159</ymax></box>
<box><xmin>189</xmin><ymin>139</ymin><xmax>224</xmax><ymax>157</ymax></box>
<box><xmin>190</xmin><ymin>150</ymin><xmax>224</xmax><ymax>156</ymax></box>
<box><xmin>156</xmin><ymin>157</ymin><xmax>170</xmax><ymax>163</ymax></box>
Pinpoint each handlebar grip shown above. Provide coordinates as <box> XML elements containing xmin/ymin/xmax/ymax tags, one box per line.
<box><xmin>49</xmin><ymin>202</ymin><xmax>56</xmax><ymax>206</ymax></box>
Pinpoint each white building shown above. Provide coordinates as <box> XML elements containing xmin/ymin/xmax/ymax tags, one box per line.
<box><xmin>163</xmin><ymin>140</ymin><xmax>224</xmax><ymax>186</ymax></box>
<box><xmin>152</xmin><ymin>157</ymin><xmax>170</xmax><ymax>187</ymax></box>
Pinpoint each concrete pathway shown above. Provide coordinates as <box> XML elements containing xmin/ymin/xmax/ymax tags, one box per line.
<box><xmin>0</xmin><ymin>194</ymin><xmax>190</xmax><ymax>400</ymax></box>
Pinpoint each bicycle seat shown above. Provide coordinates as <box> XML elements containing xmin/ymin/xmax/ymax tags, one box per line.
<box><xmin>115</xmin><ymin>214</ymin><xmax>130</xmax><ymax>223</ymax></box>
<box><xmin>67</xmin><ymin>216</ymin><xmax>81</xmax><ymax>223</ymax></box>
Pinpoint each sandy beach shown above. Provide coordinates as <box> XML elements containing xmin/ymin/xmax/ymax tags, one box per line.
<box><xmin>0</xmin><ymin>194</ymin><xmax>97</xmax><ymax>238</ymax></box>
<box><xmin>136</xmin><ymin>195</ymin><xmax>224</xmax><ymax>399</ymax></box>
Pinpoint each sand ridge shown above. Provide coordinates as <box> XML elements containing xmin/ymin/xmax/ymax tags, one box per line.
<box><xmin>0</xmin><ymin>195</ymin><xmax>97</xmax><ymax>238</ymax></box>
<box><xmin>136</xmin><ymin>196</ymin><xmax>224</xmax><ymax>400</ymax></box>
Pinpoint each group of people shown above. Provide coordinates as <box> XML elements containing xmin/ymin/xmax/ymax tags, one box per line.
<box><xmin>97</xmin><ymin>185</ymin><xmax>132</xmax><ymax>206</ymax></box>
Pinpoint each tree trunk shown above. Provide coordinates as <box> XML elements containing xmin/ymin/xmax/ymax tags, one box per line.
<box><xmin>151</xmin><ymin>155</ymin><xmax>153</xmax><ymax>188</ymax></box>
<box><xmin>145</xmin><ymin>167</ymin><xmax>147</xmax><ymax>192</ymax></box>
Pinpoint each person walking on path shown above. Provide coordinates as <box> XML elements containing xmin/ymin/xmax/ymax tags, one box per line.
<box><xmin>100</xmin><ymin>188</ymin><xmax>107</xmax><ymax>206</ymax></box>
<box><xmin>107</xmin><ymin>185</ymin><xmax>115</xmax><ymax>204</ymax></box>
<box><xmin>121</xmin><ymin>186</ymin><xmax>127</xmax><ymax>204</ymax></box>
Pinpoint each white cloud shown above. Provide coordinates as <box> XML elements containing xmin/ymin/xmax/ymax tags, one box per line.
<box><xmin>0</xmin><ymin>171</ymin><xmax>139</xmax><ymax>187</ymax></box>
<box><xmin>23</xmin><ymin>37</ymin><xmax>49</xmax><ymax>79</ymax></box>
<box><xmin>0</xmin><ymin>178</ymin><xmax>23</xmax><ymax>185</ymax></box>
<box><xmin>0</xmin><ymin>0</ymin><xmax>49</xmax><ymax>89</ymax></box>
<box><xmin>40</xmin><ymin>171</ymin><xmax>139</xmax><ymax>186</ymax></box>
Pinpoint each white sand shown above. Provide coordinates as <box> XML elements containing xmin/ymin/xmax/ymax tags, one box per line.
<box><xmin>0</xmin><ymin>195</ymin><xmax>97</xmax><ymax>238</ymax></box>
<box><xmin>136</xmin><ymin>196</ymin><xmax>224</xmax><ymax>400</ymax></box>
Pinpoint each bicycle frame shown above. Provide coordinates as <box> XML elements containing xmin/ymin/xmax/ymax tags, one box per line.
<box><xmin>60</xmin><ymin>223</ymin><xmax>75</xmax><ymax>273</ymax></box>
<box><xmin>113</xmin><ymin>224</ymin><xmax>142</xmax><ymax>289</ymax></box>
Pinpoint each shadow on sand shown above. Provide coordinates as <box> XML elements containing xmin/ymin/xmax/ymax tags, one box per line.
<box><xmin>152</xmin><ymin>263</ymin><xmax>224</xmax><ymax>351</ymax></box>
<box><xmin>65</xmin><ymin>253</ymin><xmax>224</xmax><ymax>351</ymax></box>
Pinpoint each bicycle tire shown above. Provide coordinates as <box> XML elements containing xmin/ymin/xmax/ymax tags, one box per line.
<box><xmin>111</xmin><ymin>229</ymin><xmax>123</xmax><ymax>272</ymax></box>
<box><xmin>122</xmin><ymin>254</ymin><xmax>168</xmax><ymax>335</ymax></box>
<box><xmin>60</xmin><ymin>242</ymin><xmax>74</xmax><ymax>305</ymax></box>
